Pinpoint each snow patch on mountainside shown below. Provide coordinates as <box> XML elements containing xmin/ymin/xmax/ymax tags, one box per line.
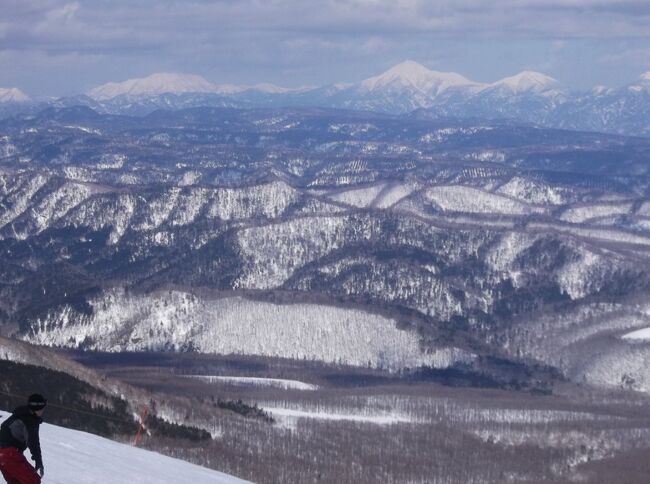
<box><xmin>374</xmin><ymin>182</ymin><xmax>419</xmax><ymax>208</ymax></box>
<box><xmin>485</xmin><ymin>71</ymin><xmax>562</xmax><ymax>95</ymax></box>
<box><xmin>637</xmin><ymin>201</ymin><xmax>650</xmax><ymax>217</ymax></box>
<box><xmin>186</xmin><ymin>375</ymin><xmax>319</xmax><ymax>391</ymax></box>
<box><xmin>264</xmin><ymin>407</ymin><xmax>414</xmax><ymax>427</ymax></box>
<box><xmin>425</xmin><ymin>186</ymin><xmax>540</xmax><ymax>215</ymax></box>
<box><xmin>328</xmin><ymin>183</ymin><xmax>387</xmax><ymax>208</ymax></box>
<box><xmin>420</xmin><ymin>126</ymin><xmax>495</xmax><ymax>145</ymax></box>
<box><xmin>556</xmin><ymin>249</ymin><xmax>615</xmax><ymax>300</ymax></box>
<box><xmin>580</xmin><ymin>347</ymin><xmax>650</xmax><ymax>393</ymax></box>
<box><xmin>14</xmin><ymin>182</ymin><xmax>93</xmax><ymax>239</ymax></box>
<box><xmin>235</xmin><ymin>215</ymin><xmax>350</xmax><ymax>289</ymax></box>
<box><xmin>0</xmin><ymin>173</ymin><xmax>49</xmax><ymax>232</ymax></box>
<box><xmin>529</xmin><ymin>222</ymin><xmax>650</xmax><ymax>246</ymax></box>
<box><xmin>485</xmin><ymin>232</ymin><xmax>536</xmax><ymax>284</ymax></box>
<box><xmin>249</xmin><ymin>83</ymin><xmax>301</xmax><ymax>94</ymax></box>
<box><xmin>496</xmin><ymin>177</ymin><xmax>570</xmax><ymax>205</ymax></box>
<box><xmin>204</xmin><ymin>180</ymin><xmax>299</xmax><ymax>221</ymax></box>
<box><xmin>88</xmin><ymin>73</ymin><xmax>223</xmax><ymax>100</ymax></box>
<box><xmin>622</xmin><ymin>327</ymin><xmax>650</xmax><ymax>340</ymax></box>
<box><xmin>26</xmin><ymin>290</ymin><xmax>473</xmax><ymax>371</ymax></box>
<box><xmin>40</xmin><ymin>180</ymin><xmax>299</xmax><ymax>244</ymax></box>
<box><xmin>66</xmin><ymin>193</ymin><xmax>137</xmax><ymax>244</ymax></box>
<box><xmin>504</xmin><ymin>301</ymin><xmax>650</xmax><ymax>393</ymax></box>
<box><xmin>629</xmin><ymin>72</ymin><xmax>650</xmax><ymax>92</ymax></box>
<box><xmin>560</xmin><ymin>202</ymin><xmax>633</xmax><ymax>224</ymax></box>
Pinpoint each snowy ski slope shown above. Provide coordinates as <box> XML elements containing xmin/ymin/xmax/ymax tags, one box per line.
<box><xmin>0</xmin><ymin>411</ymin><xmax>250</xmax><ymax>484</ymax></box>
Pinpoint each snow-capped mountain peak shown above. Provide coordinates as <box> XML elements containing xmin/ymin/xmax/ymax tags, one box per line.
<box><xmin>0</xmin><ymin>87</ymin><xmax>31</xmax><ymax>103</ymax></box>
<box><xmin>360</xmin><ymin>60</ymin><xmax>478</xmax><ymax>95</ymax></box>
<box><xmin>629</xmin><ymin>72</ymin><xmax>650</xmax><ymax>92</ymax></box>
<box><xmin>249</xmin><ymin>83</ymin><xmax>300</xmax><ymax>94</ymax></box>
<box><xmin>591</xmin><ymin>85</ymin><xmax>612</xmax><ymax>96</ymax></box>
<box><xmin>488</xmin><ymin>71</ymin><xmax>561</xmax><ymax>94</ymax></box>
<box><xmin>87</xmin><ymin>73</ymin><xmax>225</xmax><ymax>100</ymax></box>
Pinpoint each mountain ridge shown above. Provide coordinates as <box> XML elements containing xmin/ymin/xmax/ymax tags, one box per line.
<box><xmin>4</xmin><ymin>61</ymin><xmax>650</xmax><ymax>136</ymax></box>
<box><xmin>0</xmin><ymin>87</ymin><xmax>30</xmax><ymax>103</ymax></box>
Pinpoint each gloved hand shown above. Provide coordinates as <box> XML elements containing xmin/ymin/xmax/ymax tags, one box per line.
<box><xmin>36</xmin><ymin>465</ymin><xmax>44</xmax><ymax>478</ymax></box>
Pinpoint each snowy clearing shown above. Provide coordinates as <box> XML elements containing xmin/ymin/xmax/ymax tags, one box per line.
<box><xmin>622</xmin><ymin>327</ymin><xmax>650</xmax><ymax>340</ymax></box>
<box><xmin>373</xmin><ymin>183</ymin><xmax>417</xmax><ymax>208</ymax></box>
<box><xmin>425</xmin><ymin>185</ymin><xmax>540</xmax><ymax>215</ymax></box>
<box><xmin>0</xmin><ymin>411</ymin><xmax>249</xmax><ymax>484</ymax></box>
<box><xmin>29</xmin><ymin>290</ymin><xmax>473</xmax><ymax>371</ymax></box>
<box><xmin>327</xmin><ymin>183</ymin><xmax>386</xmax><ymax>208</ymax></box>
<box><xmin>560</xmin><ymin>202</ymin><xmax>633</xmax><ymax>224</ymax></box>
<box><xmin>184</xmin><ymin>375</ymin><xmax>319</xmax><ymax>391</ymax></box>
<box><xmin>263</xmin><ymin>407</ymin><xmax>413</xmax><ymax>426</ymax></box>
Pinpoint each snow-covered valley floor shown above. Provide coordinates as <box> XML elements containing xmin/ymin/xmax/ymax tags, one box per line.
<box><xmin>0</xmin><ymin>411</ymin><xmax>251</xmax><ymax>484</ymax></box>
<box><xmin>263</xmin><ymin>406</ymin><xmax>414</xmax><ymax>426</ymax></box>
<box><xmin>185</xmin><ymin>375</ymin><xmax>319</xmax><ymax>391</ymax></box>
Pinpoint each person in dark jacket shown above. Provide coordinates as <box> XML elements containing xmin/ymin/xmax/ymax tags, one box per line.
<box><xmin>0</xmin><ymin>394</ymin><xmax>46</xmax><ymax>484</ymax></box>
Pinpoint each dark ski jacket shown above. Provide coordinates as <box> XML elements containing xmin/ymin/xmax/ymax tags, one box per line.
<box><xmin>0</xmin><ymin>406</ymin><xmax>43</xmax><ymax>469</ymax></box>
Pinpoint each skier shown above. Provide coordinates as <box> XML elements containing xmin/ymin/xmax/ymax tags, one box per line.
<box><xmin>0</xmin><ymin>394</ymin><xmax>47</xmax><ymax>484</ymax></box>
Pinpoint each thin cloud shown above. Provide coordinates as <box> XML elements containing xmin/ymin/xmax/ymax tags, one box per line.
<box><xmin>2</xmin><ymin>0</ymin><xmax>649</xmax><ymax>95</ymax></box>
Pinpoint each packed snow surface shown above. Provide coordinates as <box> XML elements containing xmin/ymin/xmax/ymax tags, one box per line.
<box><xmin>0</xmin><ymin>411</ymin><xmax>249</xmax><ymax>484</ymax></box>
<box><xmin>185</xmin><ymin>375</ymin><xmax>319</xmax><ymax>391</ymax></box>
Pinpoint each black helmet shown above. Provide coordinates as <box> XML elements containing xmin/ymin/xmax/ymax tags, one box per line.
<box><xmin>27</xmin><ymin>393</ymin><xmax>47</xmax><ymax>411</ymax></box>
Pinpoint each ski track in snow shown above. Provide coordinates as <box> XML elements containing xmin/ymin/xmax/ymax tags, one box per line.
<box><xmin>0</xmin><ymin>411</ymin><xmax>250</xmax><ymax>484</ymax></box>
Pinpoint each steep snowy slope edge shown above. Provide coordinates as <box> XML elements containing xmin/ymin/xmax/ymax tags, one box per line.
<box><xmin>0</xmin><ymin>411</ymin><xmax>250</xmax><ymax>484</ymax></box>
<box><xmin>0</xmin><ymin>336</ymin><xmax>145</xmax><ymax>405</ymax></box>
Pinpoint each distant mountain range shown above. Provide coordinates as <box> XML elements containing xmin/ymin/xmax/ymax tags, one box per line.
<box><xmin>2</xmin><ymin>105</ymin><xmax>650</xmax><ymax>392</ymax></box>
<box><xmin>0</xmin><ymin>87</ymin><xmax>30</xmax><ymax>103</ymax></box>
<box><xmin>2</xmin><ymin>61</ymin><xmax>650</xmax><ymax>136</ymax></box>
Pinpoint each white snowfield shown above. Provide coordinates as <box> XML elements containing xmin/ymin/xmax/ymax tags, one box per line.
<box><xmin>560</xmin><ymin>202</ymin><xmax>633</xmax><ymax>224</ymax></box>
<box><xmin>328</xmin><ymin>183</ymin><xmax>387</xmax><ymax>208</ymax></box>
<box><xmin>28</xmin><ymin>290</ymin><xmax>472</xmax><ymax>371</ymax></box>
<box><xmin>0</xmin><ymin>411</ymin><xmax>250</xmax><ymax>484</ymax></box>
<box><xmin>87</xmin><ymin>72</ymin><xmax>227</xmax><ymax>100</ymax></box>
<box><xmin>185</xmin><ymin>375</ymin><xmax>319</xmax><ymax>391</ymax></box>
<box><xmin>264</xmin><ymin>407</ymin><xmax>413</xmax><ymax>426</ymax></box>
<box><xmin>424</xmin><ymin>186</ymin><xmax>543</xmax><ymax>216</ymax></box>
<box><xmin>0</xmin><ymin>87</ymin><xmax>30</xmax><ymax>103</ymax></box>
<box><xmin>327</xmin><ymin>182</ymin><xmax>417</xmax><ymax>209</ymax></box>
<box><xmin>622</xmin><ymin>327</ymin><xmax>650</xmax><ymax>340</ymax></box>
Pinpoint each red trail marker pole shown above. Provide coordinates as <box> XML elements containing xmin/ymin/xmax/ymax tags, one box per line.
<box><xmin>133</xmin><ymin>404</ymin><xmax>149</xmax><ymax>447</ymax></box>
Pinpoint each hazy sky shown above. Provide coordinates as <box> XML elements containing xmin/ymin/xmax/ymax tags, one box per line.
<box><xmin>2</xmin><ymin>0</ymin><xmax>650</xmax><ymax>97</ymax></box>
